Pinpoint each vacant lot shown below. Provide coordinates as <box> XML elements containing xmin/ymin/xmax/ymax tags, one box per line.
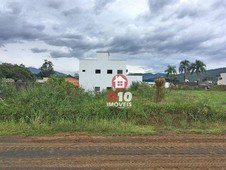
<box><xmin>1</xmin><ymin>133</ymin><xmax>226</xmax><ymax>169</ymax></box>
<box><xmin>1</xmin><ymin>78</ymin><xmax>226</xmax><ymax>135</ymax></box>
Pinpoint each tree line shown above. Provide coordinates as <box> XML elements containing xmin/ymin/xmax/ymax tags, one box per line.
<box><xmin>1</xmin><ymin>58</ymin><xmax>207</xmax><ymax>84</ymax></box>
<box><xmin>165</xmin><ymin>60</ymin><xmax>206</xmax><ymax>84</ymax></box>
<box><xmin>0</xmin><ymin>60</ymin><xmax>55</xmax><ymax>82</ymax></box>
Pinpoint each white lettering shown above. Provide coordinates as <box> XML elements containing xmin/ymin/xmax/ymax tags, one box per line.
<box><xmin>117</xmin><ymin>92</ymin><xmax>123</xmax><ymax>102</ymax></box>
<box><xmin>124</xmin><ymin>92</ymin><xmax>132</xmax><ymax>102</ymax></box>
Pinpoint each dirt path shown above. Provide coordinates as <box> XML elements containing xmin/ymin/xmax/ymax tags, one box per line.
<box><xmin>0</xmin><ymin>133</ymin><xmax>226</xmax><ymax>169</ymax></box>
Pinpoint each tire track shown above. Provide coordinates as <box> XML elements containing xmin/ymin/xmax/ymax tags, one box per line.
<box><xmin>0</xmin><ymin>133</ymin><xmax>226</xmax><ymax>169</ymax></box>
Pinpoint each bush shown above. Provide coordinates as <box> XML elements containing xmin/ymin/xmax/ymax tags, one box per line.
<box><xmin>130</xmin><ymin>99</ymin><xmax>214</xmax><ymax>125</ymax></box>
<box><xmin>0</xmin><ymin>77</ymin><xmax>88</xmax><ymax>123</ymax></box>
<box><xmin>0</xmin><ymin>77</ymin><xmax>224</xmax><ymax>128</ymax></box>
<box><xmin>154</xmin><ymin>77</ymin><xmax>165</xmax><ymax>102</ymax></box>
<box><xmin>129</xmin><ymin>82</ymin><xmax>155</xmax><ymax>101</ymax></box>
<box><xmin>212</xmin><ymin>85</ymin><xmax>226</xmax><ymax>91</ymax></box>
<box><xmin>0</xmin><ymin>79</ymin><xmax>17</xmax><ymax>99</ymax></box>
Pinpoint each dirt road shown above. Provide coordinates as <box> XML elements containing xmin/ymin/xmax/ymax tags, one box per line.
<box><xmin>0</xmin><ymin>132</ymin><xmax>226</xmax><ymax>169</ymax></box>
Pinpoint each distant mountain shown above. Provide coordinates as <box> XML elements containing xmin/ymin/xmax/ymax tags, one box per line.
<box><xmin>176</xmin><ymin>67</ymin><xmax>226</xmax><ymax>83</ymax></box>
<box><xmin>27</xmin><ymin>67</ymin><xmax>67</xmax><ymax>76</ymax></box>
<box><xmin>54</xmin><ymin>71</ymin><xmax>67</xmax><ymax>76</ymax></box>
<box><xmin>128</xmin><ymin>73</ymin><xmax>165</xmax><ymax>82</ymax></box>
<box><xmin>27</xmin><ymin>67</ymin><xmax>226</xmax><ymax>82</ymax></box>
<box><xmin>129</xmin><ymin>67</ymin><xmax>226</xmax><ymax>83</ymax></box>
<box><xmin>28</xmin><ymin>67</ymin><xmax>41</xmax><ymax>74</ymax></box>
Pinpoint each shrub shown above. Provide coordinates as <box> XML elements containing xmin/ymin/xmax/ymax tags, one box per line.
<box><xmin>0</xmin><ymin>79</ymin><xmax>17</xmax><ymax>99</ymax></box>
<box><xmin>154</xmin><ymin>77</ymin><xmax>165</xmax><ymax>102</ymax></box>
<box><xmin>0</xmin><ymin>76</ymin><xmax>224</xmax><ymax>128</ymax></box>
<box><xmin>212</xmin><ymin>85</ymin><xmax>226</xmax><ymax>91</ymax></box>
<box><xmin>0</xmin><ymin>77</ymin><xmax>87</xmax><ymax>123</ymax></box>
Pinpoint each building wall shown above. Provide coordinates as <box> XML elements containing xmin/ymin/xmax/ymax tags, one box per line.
<box><xmin>217</xmin><ymin>73</ymin><xmax>226</xmax><ymax>85</ymax></box>
<box><xmin>79</xmin><ymin>51</ymin><xmax>142</xmax><ymax>91</ymax></box>
<box><xmin>127</xmin><ymin>76</ymin><xmax>143</xmax><ymax>87</ymax></box>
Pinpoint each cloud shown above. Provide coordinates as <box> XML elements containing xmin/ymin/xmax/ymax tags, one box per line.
<box><xmin>93</xmin><ymin>0</ymin><xmax>116</xmax><ymax>14</ymax></box>
<box><xmin>148</xmin><ymin>0</ymin><xmax>178</xmax><ymax>13</ymax></box>
<box><xmin>47</xmin><ymin>0</ymin><xmax>63</xmax><ymax>9</ymax></box>
<box><xmin>127</xmin><ymin>65</ymin><xmax>153</xmax><ymax>73</ymax></box>
<box><xmin>0</xmin><ymin>10</ymin><xmax>45</xmax><ymax>45</ymax></box>
<box><xmin>50</xmin><ymin>48</ymin><xmax>90</xmax><ymax>58</ymax></box>
<box><xmin>62</xmin><ymin>7</ymin><xmax>84</xmax><ymax>17</ymax></box>
<box><xmin>50</xmin><ymin>51</ymin><xmax>71</xmax><ymax>58</ymax></box>
<box><xmin>31</xmin><ymin>48</ymin><xmax>49</xmax><ymax>53</ymax></box>
<box><xmin>45</xmin><ymin>33</ymin><xmax>106</xmax><ymax>58</ymax></box>
<box><xmin>1</xmin><ymin>0</ymin><xmax>226</xmax><ymax>73</ymax></box>
<box><xmin>6</xmin><ymin>1</ymin><xmax>23</xmax><ymax>15</ymax></box>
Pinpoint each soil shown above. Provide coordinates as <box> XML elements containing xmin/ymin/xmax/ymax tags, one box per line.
<box><xmin>0</xmin><ymin>132</ymin><xmax>226</xmax><ymax>169</ymax></box>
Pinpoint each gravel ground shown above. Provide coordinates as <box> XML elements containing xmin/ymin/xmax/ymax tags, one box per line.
<box><xmin>0</xmin><ymin>132</ymin><xmax>226</xmax><ymax>169</ymax></box>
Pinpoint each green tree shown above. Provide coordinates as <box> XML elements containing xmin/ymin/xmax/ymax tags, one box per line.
<box><xmin>190</xmin><ymin>60</ymin><xmax>206</xmax><ymax>83</ymax></box>
<box><xmin>165</xmin><ymin>65</ymin><xmax>177</xmax><ymax>84</ymax></box>
<box><xmin>0</xmin><ymin>63</ymin><xmax>35</xmax><ymax>81</ymax></box>
<box><xmin>179</xmin><ymin>60</ymin><xmax>190</xmax><ymax>82</ymax></box>
<box><xmin>39</xmin><ymin>60</ymin><xmax>55</xmax><ymax>78</ymax></box>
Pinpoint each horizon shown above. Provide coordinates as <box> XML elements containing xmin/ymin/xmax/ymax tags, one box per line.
<box><xmin>26</xmin><ymin>65</ymin><xmax>226</xmax><ymax>75</ymax></box>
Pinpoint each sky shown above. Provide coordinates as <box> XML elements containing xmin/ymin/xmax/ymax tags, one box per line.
<box><xmin>0</xmin><ymin>0</ymin><xmax>226</xmax><ymax>75</ymax></box>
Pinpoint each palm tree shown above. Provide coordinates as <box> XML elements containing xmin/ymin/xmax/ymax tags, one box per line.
<box><xmin>179</xmin><ymin>60</ymin><xmax>190</xmax><ymax>82</ymax></box>
<box><xmin>190</xmin><ymin>60</ymin><xmax>206</xmax><ymax>83</ymax></box>
<box><xmin>165</xmin><ymin>65</ymin><xmax>177</xmax><ymax>84</ymax></box>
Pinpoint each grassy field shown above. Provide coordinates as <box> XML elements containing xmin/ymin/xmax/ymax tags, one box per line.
<box><xmin>0</xmin><ymin>77</ymin><xmax>226</xmax><ymax>135</ymax></box>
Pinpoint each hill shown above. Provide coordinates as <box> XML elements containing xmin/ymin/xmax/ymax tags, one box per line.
<box><xmin>28</xmin><ymin>67</ymin><xmax>226</xmax><ymax>82</ymax></box>
<box><xmin>129</xmin><ymin>67</ymin><xmax>226</xmax><ymax>83</ymax></box>
<box><xmin>176</xmin><ymin>67</ymin><xmax>226</xmax><ymax>83</ymax></box>
<box><xmin>128</xmin><ymin>73</ymin><xmax>165</xmax><ymax>82</ymax></box>
<box><xmin>0</xmin><ymin>63</ymin><xmax>35</xmax><ymax>81</ymax></box>
<box><xmin>27</xmin><ymin>67</ymin><xmax>67</xmax><ymax>76</ymax></box>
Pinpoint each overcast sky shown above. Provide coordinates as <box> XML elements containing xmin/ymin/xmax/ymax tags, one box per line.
<box><xmin>0</xmin><ymin>0</ymin><xmax>226</xmax><ymax>74</ymax></box>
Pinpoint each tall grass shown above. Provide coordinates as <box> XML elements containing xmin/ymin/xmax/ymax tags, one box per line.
<box><xmin>0</xmin><ymin>77</ymin><xmax>225</xmax><ymax>134</ymax></box>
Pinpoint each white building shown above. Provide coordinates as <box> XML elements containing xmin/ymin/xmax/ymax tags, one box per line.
<box><xmin>79</xmin><ymin>51</ymin><xmax>142</xmax><ymax>91</ymax></box>
<box><xmin>217</xmin><ymin>73</ymin><xmax>226</xmax><ymax>85</ymax></box>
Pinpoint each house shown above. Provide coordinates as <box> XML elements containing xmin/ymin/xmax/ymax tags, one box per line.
<box><xmin>79</xmin><ymin>51</ymin><xmax>142</xmax><ymax>91</ymax></box>
<box><xmin>65</xmin><ymin>75</ymin><xmax>79</xmax><ymax>86</ymax></box>
<box><xmin>217</xmin><ymin>73</ymin><xmax>226</xmax><ymax>85</ymax></box>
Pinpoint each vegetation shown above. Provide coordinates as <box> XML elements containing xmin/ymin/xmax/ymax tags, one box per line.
<box><xmin>0</xmin><ymin>63</ymin><xmax>35</xmax><ymax>81</ymax></box>
<box><xmin>190</xmin><ymin>60</ymin><xmax>206</xmax><ymax>83</ymax></box>
<box><xmin>38</xmin><ymin>59</ymin><xmax>55</xmax><ymax>78</ymax></box>
<box><xmin>165</xmin><ymin>65</ymin><xmax>177</xmax><ymax>84</ymax></box>
<box><xmin>154</xmin><ymin>77</ymin><xmax>165</xmax><ymax>102</ymax></box>
<box><xmin>179</xmin><ymin>60</ymin><xmax>190</xmax><ymax>82</ymax></box>
<box><xmin>0</xmin><ymin>59</ymin><xmax>223</xmax><ymax>135</ymax></box>
<box><xmin>0</xmin><ymin>77</ymin><xmax>225</xmax><ymax>135</ymax></box>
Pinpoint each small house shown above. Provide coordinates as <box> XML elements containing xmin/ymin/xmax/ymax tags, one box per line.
<box><xmin>65</xmin><ymin>75</ymin><xmax>79</xmax><ymax>86</ymax></box>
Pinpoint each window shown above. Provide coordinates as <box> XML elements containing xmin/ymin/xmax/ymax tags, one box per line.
<box><xmin>82</xmin><ymin>70</ymin><xmax>86</xmax><ymax>72</ymax></box>
<box><xmin>107</xmin><ymin>70</ymin><xmax>113</xmax><ymax>74</ymax></box>
<box><xmin>117</xmin><ymin>70</ymin><xmax>123</xmax><ymax>74</ymax></box>
<box><xmin>95</xmin><ymin>69</ymin><xmax>101</xmax><ymax>74</ymax></box>
<box><xmin>94</xmin><ymin>87</ymin><xmax>100</xmax><ymax>92</ymax></box>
